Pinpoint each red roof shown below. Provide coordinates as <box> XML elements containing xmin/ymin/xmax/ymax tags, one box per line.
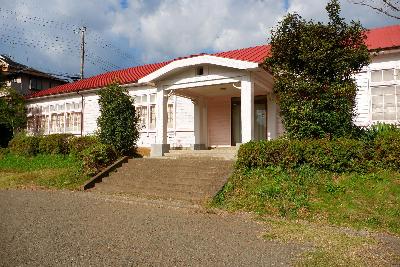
<box><xmin>365</xmin><ymin>25</ymin><xmax>400</xmax><ymax>50</ymax></box>
<box><xmin>27</xmin><ymin>25</ymin><xmax>400</xmax><ymax>99</ymax></box>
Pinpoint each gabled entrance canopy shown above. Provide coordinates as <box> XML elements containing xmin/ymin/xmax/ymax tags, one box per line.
<box><xmin>138</xmin><ymin>55</ymin><xmax>260</xmax><ymax>83</ymax></box>
<box><xmin>143</xmin><ymin>54</ymin><xmax>278</xmax><ymax>156</ymax></box>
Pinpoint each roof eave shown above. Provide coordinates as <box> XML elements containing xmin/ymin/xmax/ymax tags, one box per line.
<box><xmin>26</xmin><ymin>81</ymin><xmax>156</xmax><ymax>101</ymax></box>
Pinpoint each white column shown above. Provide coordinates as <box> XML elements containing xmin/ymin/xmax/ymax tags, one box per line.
<box><xmin>267</xmin><ymin>93</ymin><xmax>277</xmax><ymax>140</ymax></box>
<box><xmin>241</xmin><ymin>76</ymin><xmax>254</xmax><ymax>143</ymax></box>
<box><xmin>151</xmin><ymin>87</ymin><xmax>170</xmax><ymax>157</ymax></box>
<box><xmin>155</xmin><ymin>88</ymin><xmax>167</xmax><ymax>144</ymax></box>
<box><xmin>202</xmin><ymin>100</ymin><xmax>208</xmax><ymax>148</ymax></box>
<box><xmin>193</xmin><ymin>97</ymin><xmax>206</xmax><ymax>150</ymax></box>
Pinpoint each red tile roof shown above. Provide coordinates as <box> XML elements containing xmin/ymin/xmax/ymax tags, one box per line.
<box><xmin>365</xmin><ymin>25</ymin><xmax>400</xmax><ymax>51</ymax></box>
<box><xmin>27</xmin><ymin>61</ymin><xmax>170</xmax><ymax>98</ymax></box>
<box><xmin>212</xmin><ymin>44</ymin><xmax>271</xmax><ymax>63</ymax></box>
<box><xmin>27</xmin><ymin>25</ymin><xmax>400</xmax><ymax>99</ymax></box>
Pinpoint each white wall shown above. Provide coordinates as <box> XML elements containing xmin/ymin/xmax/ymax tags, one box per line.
<box><xmin>354</xmin><ymin>50</ymin><xmax>400</xmax><ymax>126</ymax></box>
<box><xmin>26</xmin><ymin>51</ymin><xmax>400</xmax><ymax>146</ymax></box>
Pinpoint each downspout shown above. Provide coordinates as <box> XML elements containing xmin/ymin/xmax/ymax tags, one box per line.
<box><xmin>76</xmin><ymin>91</ymin><xmax>84</xmax><ymax>136</ymax></box>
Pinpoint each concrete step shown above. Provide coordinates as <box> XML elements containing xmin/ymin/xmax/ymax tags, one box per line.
<box><xmin>92</xmin><ymin>158</ymin><xmax>234</xmax><ymax>203</ymax></box>
<box><xmin>163</xmin><ymin>153</ymin><xmax>235</xmax><ymax>160</ymax></box>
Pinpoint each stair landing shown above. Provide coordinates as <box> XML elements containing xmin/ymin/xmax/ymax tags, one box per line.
<box><xmin>164</xmin><ymin>147</ymin><xmax>237</xmax><ymax>160</ymax></box>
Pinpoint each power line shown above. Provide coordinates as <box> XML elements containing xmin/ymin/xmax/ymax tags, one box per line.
<box><xmin>0</xmin><ymin>7</ymin><xmax>136</xmax><ymax>77</ymax></box>
<box><xmin>0</xmin><ymin>7</ymin><xmax>135</xmax><ymax>61</ymax></box>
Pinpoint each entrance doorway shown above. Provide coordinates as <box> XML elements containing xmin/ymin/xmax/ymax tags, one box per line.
<box><xmin>231</xmin><ymin>96</ymin><xmax>267</xmax><ymax>145</ymax></box>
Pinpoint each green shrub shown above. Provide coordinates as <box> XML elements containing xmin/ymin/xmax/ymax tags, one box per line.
<box><xmin>236</xmin><ymin>136</ymin><xmax>397</xmax><ymax>173</ymax></box>
<box><xmin>0</xmin><ymin>147</ymin><xmax>9</xmax><ymax>159</ymax></box>
<box><xmin>81</xmin><ymin>143</ymin><xmax>117</xmax><ymax>176</ymax></box>
<box><xmin>97</xmin><ymin>83</ymin><xmax>140</xmax><ymax>155</ymax></box>
<box><xmin>68</xmin><ymin>135</ymin><xmax>99</xmax><ymax>157</ymax></box>
<box><xmin>373</xmin><ymin>132</ymin><xmax>400</xmax><ymax>170</ymax></box>
<box><xmin>302</xmin><ymin>138</ymin><xmax>368</xmax><ymax>173</ymax></box>
<box><xmin>360</xmin><ymin>123</ymin><xmax>400</xmax><ymax>142</ymax></box>
<box><xmin>38</xmin><ymin>134</ymin><xmax>71</xmax><ymax>155</ymax></box>
<box><xmin>236</xmin><ymin>138</ymin><xmax>303</xmax><ymax>169</ymax></box>
<box><xmin>8</xmin><ymin>132</ymin><xmax>39</xmax><ymax>156</ymax></box>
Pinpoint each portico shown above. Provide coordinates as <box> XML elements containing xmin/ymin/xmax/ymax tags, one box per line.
<box><xmin>137</xmin><ymin>54</ymin><xmax>280</xmax><ymax>157</ymax></box>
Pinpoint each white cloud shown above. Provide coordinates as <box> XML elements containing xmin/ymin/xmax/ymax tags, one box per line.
<box><xmin>0</xmin><ymin>0</ymin><xmax>397</xmax><ymax>78</ymax></box>
<box><xmin>111</xmin><ymin>0</ymin><xmax>286</xmax><ymax>62</ymax></box>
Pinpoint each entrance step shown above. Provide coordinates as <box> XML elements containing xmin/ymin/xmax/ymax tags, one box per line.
<box><xmin>164</xmin><ymin>147</ymin><xmax>237</xmax><ymax>160</ymax></box>
<box><xmin>91</xmin><ymin>158</ymin><xmax>234</xmax><ymax>203</ymax></box>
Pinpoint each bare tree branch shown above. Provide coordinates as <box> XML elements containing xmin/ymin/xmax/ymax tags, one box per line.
<box><xmin>349</xmin><ymin>0</ymin><xmax>400</xmax><ymax>19</ymax></box>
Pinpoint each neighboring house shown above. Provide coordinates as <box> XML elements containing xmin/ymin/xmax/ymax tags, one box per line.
<box><xmin>25</xmin><ymin>25</ymin><xmax>400</xmax><ymax>156</ymax></box>
<box><xmin>0</xmin><ymin>55</ymin><xmax>66</xmax><ymax>95</ymax></box>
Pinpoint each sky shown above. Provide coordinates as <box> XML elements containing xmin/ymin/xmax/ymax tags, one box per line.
<box><xmin>0</xmin><ymin>0</ymin><xmax>398</xmax><ymax>80</ymax></box>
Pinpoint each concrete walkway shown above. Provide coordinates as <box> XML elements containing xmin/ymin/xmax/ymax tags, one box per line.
<box><xmin>0</xmin><ymin>190</ymin><xmax>303</xmax><ymax>266</ymax></box>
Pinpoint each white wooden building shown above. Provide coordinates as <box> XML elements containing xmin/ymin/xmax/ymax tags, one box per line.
<box><xmin>26</xmin><ymin>25</ymin><xmax>400</xmax><ymax>156</ymax></box>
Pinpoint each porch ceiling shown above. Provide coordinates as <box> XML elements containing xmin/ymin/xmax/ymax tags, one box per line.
<box><xmin>170</xmin><ymin>82</ymin><xmax>267</xmax><ymax>99</ymax></box>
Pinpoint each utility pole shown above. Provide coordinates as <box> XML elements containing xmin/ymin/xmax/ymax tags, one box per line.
<box><xmin>80</xmin><ymin>26</ymin><xmax>86</xmax><ymax>80</ymax></box>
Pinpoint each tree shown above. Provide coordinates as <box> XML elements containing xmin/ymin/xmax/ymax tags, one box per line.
<box><xmin>349</xmin><ymin>0</ymin><xmax>400</xmax><ymax>19</ymax></box>
<box><xmin>265</xmin><ymin>0</ymin><xmax>370</xmax><ymax>139</ymax></box>
<box><xmin>0</xmin><ymin>82</ymin><xmax>27</xmax><ymax>146</ymax></box>
<box><xmin>97</xmin><ymin>82</ymin><xmax>140</xmax><ymax>155</ymax></box>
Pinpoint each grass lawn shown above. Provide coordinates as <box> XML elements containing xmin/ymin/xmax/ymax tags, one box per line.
<box><xmin>0</xmin><ymin>153</ymin><xmax>89</xmax><ymax>190</ymax></box>
<box><xmin>212</xmin><ymin>166</ymin><xmax>400</xmax><ymax>265</ymax></box>
<box><xmin>213</xmin><ymin>166</ymin><xmax>400</xmax><ymax>234</ymax></box>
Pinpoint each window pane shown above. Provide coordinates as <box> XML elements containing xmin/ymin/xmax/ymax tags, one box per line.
<box><xmin>142</xmin><ymin>95</ymin><xmax>148</xmax><ymax>103</ymax></box>
<box><xmin>382</xmin><ymin>69</ymin><xmax>394</xmax><ymax>81</ymax></box>
<box><xmin>372</xmin><ymin>112</ymin><xmax>384</xmax><ymax>120</ymax></box>
<box><xmin>397</xmin><ymin>69</ymin><xmax>400</xmax><ymax>80</ymax></box>
<box><xmin>371</xmin><ymin>70</ymin><xmax>382</xmax><ymax>82</ymax></box>
<box><xmin>383</xmin><ymin>86</ymin><xmax>395</xmax><ymax>96</ymax></box>
<box><xmin>371</xmin><ymin>87</ymin><xmax>383</xmax><ymax>97</ymax></box>
<box><xmin>140</xmin><ymin>106</ymin><xmax>148</xmax><ymax>127</ymax></box>
<box><xmin>167</xmin><ymin>104</ymin><xmax>174</xmax><ymax>128</ymax></box>
<box><xmin>66</xmin><ymin>113</ymin><xmax>71</xmax><ymax>131</ymax></box>
<box><xmin>135</xmin><ymin>96</ymin><xmax>141</xmax><ymax>104</ymax></box>
<box><xmin>150</xmin><ymin>94</ymin><xmax>156</xmax><ymax>103</ymax></box>
<box><xmin>150</xmin><ymin>105</ymin><xmax>156</xmax><ymax>129</ymax></box>
<box><xmin>384</xmin><ymin>90</ymin><xmax>396</xmax><ymax>120</ymax></box>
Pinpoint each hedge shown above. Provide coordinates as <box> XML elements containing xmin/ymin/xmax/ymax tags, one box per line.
<box><xmin>8</xmin><ymin>132</ymin><xmax>40</xmax><ymax>157</ymax></box>
<box><xmin>237</xmin><ymin>133</ymin><xmax>400</xmax><ymax>173</ymax></box>
<box><xmin>7</xmin><ymin>133</ymin><xmax>118</xmax><ymax>176</ymax></box>
<box><xmin>38</xmin><ymin>134</ymin><xmax>71</xmax><ymax>155</ymax></box>
<box><xmin>81</xmin><ymin>143</ymin><xmax>117</xmax><ymax>176</ymax></box>
<box><xmin>68</xmin><ymin>136</ymin><xmax>99</xmax><ymax>157</ymax></box>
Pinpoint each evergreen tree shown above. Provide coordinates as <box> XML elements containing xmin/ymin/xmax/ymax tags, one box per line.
<box><xmin>97</xmin><ymin>83</ymin><xmax>140</xmax><ymax>155</ymax></box>
<box><xmin>265</xmin><ymin>0</ymin><xmax>370</xmax><ymax>139</ymax></box>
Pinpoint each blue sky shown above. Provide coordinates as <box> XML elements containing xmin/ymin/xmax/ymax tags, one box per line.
<box><xmin>0</xmin><ymin>0</ymin><xmax>397</xmax><ymax>80</ymax></box>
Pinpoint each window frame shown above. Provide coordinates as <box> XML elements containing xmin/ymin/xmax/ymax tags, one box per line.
<box><xmin>370</xmin><ymin>67</ymin><xmax>400</xmax><ymax>123</ymax></box>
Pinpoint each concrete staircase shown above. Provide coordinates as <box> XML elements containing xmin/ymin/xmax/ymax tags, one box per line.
<box><xmin>92</xmin><ymin>157</ymin><xmax>234</xmax><ymax>203</ymax></box>
<box><xmin>164</xmin><ymin>147</ymin><xmax>238</xmax><ymax>160</ymax></box>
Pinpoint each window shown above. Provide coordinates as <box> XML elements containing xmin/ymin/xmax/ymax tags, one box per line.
<box><xmin>134</xmin><ymin>94</ymin><xmax>159</xmax><ymax>130</ymax></box>
<box><xmin>50</xmin><ymin>114</ymin><xmax>57</xmax><ymax>132</ymax></box>
<box><xmin>135</xmin><ymin>95</ymin><xmax>147</xmax><ymax>105</ymax></box>
<box><xmin>30</xmin><ymin>78</ymin><xmax>43</xmax><ymax>90</ymax></box>
<box><xmin>149</xmin><ymin>105</ymin><xmax>156</xmax><ymax>130</ymax></box>
<box><xmin>27</xmin><ymin>117</ymin><xmax>34</xmax><ymax>132</ymax></box>
<box><xmin>26</xmin><ymin>102</ymin><xmax>82</xmax><ymax>135</ymax></box>
<box><xmin>167</xmin><ymin>103</ymin><xmax>174</xmax><ymax>128</ymax></box>
<box><xmin>138</xmin><ymin>106</ymin><xmax>148</xmax><ymax>128</ymax></box>
<box><xmin>196</xmin><ymin>66</ymin><xmax>204</xmax><ymax>76</ymax></box>
<box><xmin>73</xmin><ymin>113</ymin><xmax>81</xmax><ymax>132</ymax></box>
<box><xmin>371</xmin><ymin>86</ymin><xmax>400</xmax><ymax>121</ymax></box>
<box><xmin>371</xmin><ymin>69</ymin><xmax>397</xmax><ymax>82</ymax></box>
